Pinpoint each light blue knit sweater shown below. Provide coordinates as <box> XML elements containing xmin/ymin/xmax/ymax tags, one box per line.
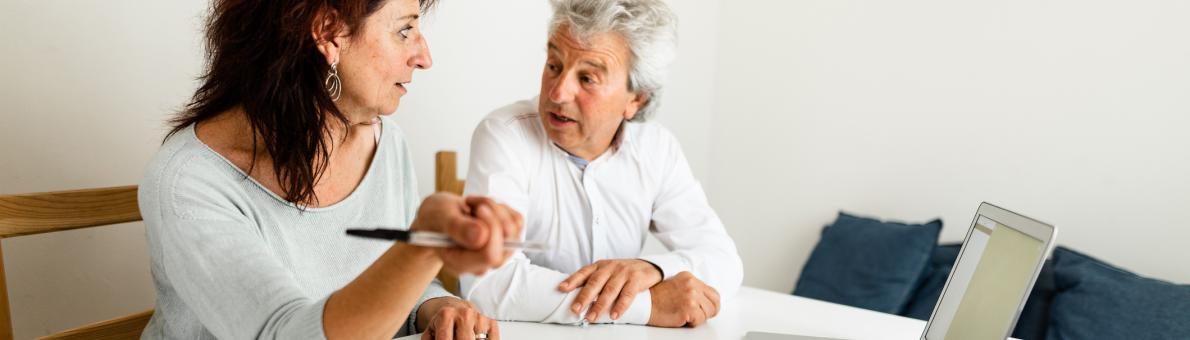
<box><xmin>138</xmin><ymin>117</ymin><xmax>451</xmax><ymax>339</ymax></box>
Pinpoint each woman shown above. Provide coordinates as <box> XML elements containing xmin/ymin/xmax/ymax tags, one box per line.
<box><xmin>137</xmin><ymin>0</ymin><xmax>519</xmax><ymax>339</ymax></box>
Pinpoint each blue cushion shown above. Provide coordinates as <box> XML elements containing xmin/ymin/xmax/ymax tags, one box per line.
<box><xmin>902</xmin><ymin>244</ymin><xmax>961</xmax><ymax>320</ymax></box>
<box><xmin>1047</xmin><ymin>247</ymin><xmax>1190</xmax><ymax>340</ymax></box>
<box><xmin>793</xmin><ymin>212</ymin><xmax>942</xmax><ymax>314</ymax></box>
<box><xmin>903</xmin><ymin>244</ymin><xmax>1055</xmax><ymax>340</ymax></box>
<box><xmin>1013</xmin><ymin>256</ymin><xmax>1055</xmax><ymax>340</ymax></box>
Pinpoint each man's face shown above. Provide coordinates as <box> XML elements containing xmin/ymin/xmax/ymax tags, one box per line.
<box><xmin>538</xmin><ymin>25</ymin><xmax>644</xmax><ymax>160</ymax></box>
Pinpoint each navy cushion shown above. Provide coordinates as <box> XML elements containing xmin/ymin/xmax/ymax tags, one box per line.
<box><xmin>1013</xmin><ymin>257</ymin><xmax>1055</xmax><ymax>340</ymax></box>
<box><xmin>902</xmin><ymin>244</ymin><xmax>961</xmax><ymax>320</ymax></box>
<box><xmin>793</xmin><ymin>212</ymin><xmax>942</xmax><ymax>314</ymax></box>
<box><xmin>903</xmin><ymin>244</ymin><xmax>1056</xmax><ymax>340</ymax></box>
<box><xmin>1047</xmin><ymin>247</ymin><xmax>1190</xmax><ymax>340</ymax></box>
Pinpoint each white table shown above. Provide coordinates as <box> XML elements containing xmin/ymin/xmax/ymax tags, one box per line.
<box><xmin>399</xmin><ymin>286</ymin><xmax>932</xmax><ymax>339</ymax></box>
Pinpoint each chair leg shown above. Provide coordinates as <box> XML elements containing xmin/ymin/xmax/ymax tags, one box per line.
<box><xmin>0</xmin><ymin>242</ymin><xmax>15</xmax><ymax>340</ymax></box>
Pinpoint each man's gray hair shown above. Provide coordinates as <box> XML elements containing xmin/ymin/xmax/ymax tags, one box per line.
<box><xmin>549</xmin><ymin>0</ymin><xmax>678</xmax><ymax>121</ymax></box>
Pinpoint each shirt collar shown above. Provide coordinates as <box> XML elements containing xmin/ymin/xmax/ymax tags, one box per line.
<box><xmin>609</xmin><ymin>120</ymin><xmax>627</xmax><ymax>150</ymax></box>
<box><xmin>564</xmin><ymin>152</ymin><xmax>589</xmax><ymax>171</ymax></box>
<box><xmin>553</xmin><ymin>119</ymin><xmax>628</xmax><ymax>171</ymax></box>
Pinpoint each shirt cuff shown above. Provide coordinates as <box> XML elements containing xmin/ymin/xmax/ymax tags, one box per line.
<box><xmin>577</xmin><ymin>286</ymin><xmax>652</xmax><ymax>325</ymax></box>
<box><xmin>638</xmin><ymin>253</ymin><xmax>690</xmax><ymax>281</ymax></box>
<box><xmin>617</xmin><ymin>288</ymin><xmax>653</xmax><ymax>325</ymax></box>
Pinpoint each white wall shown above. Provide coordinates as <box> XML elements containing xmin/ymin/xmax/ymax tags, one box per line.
<box><xmin>710</xmin><ymin>0</ymin><xmax>1190</xmax><ymax>293</ymax></box>
<box><xmin>0</xmin><ymin>1</ymin><xmax>206</xmax><ymax>339</ymax></box>
<box><xmin>0</xmin><ymin>0</ymin><xmax>721</xmax><ymax>338</ymax></box>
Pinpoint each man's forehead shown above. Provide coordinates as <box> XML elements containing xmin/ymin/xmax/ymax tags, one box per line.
<box><xmin>547</xmin><ymin>30</ymin><xmax>629</xmax><ymax>68</ymax></box>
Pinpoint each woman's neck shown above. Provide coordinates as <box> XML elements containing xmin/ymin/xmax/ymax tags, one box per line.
<box><xmin>195</xmin><ymin>106</ymin><xmax>381</xmax><ymax>207</ymax></box>
<box><xmin>202</xmin><ymin>107</ymin><xmax>377</xmax><ymax>154</ymax></box>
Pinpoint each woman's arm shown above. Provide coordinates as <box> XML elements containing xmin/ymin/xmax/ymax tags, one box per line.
<box><xmin>324</xmin><ymin>243</ymin><xmax>442</xmax><ymax>339</ymax></box>
<box><xmin>324</xmin><ymin>193</ymin><xmax>521</xmax><ymax>340</ymax></box>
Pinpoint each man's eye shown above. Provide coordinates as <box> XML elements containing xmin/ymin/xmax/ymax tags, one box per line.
<box><xmin>398</xmin><ymin>26</ymin><xmax>413</xmax><ymax>39</ymax></box>
<box><xmin>580</xmin><ymin>75</ymin><xmax>595</xmax><ymax>84</ymax></box>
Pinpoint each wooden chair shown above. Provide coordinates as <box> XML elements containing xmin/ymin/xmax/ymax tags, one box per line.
<box><xmin>0</xmin><ymin>155</ymin><xmax>467</xmax><ymax>338</ymax></box>
<box><xmin>0</xmin><ymin>186</ymin><xmax>153</xmax><ymax>340</ymax></box>
<box><xmin>434</xmin><ymin>151</ymin><xmax>465</xmax><ymax>295</ymax></box>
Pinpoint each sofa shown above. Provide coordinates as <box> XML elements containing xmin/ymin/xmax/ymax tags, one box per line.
<box><xmin>792</xmin><ymin>212</ymin><xmax>1190</xmax><ymax>340</ymax></box>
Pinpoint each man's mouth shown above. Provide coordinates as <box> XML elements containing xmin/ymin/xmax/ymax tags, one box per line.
<box><xmin>553</xmin><ymin>113</ymin><xmax>575</xmax><ymax>122</ymax></box>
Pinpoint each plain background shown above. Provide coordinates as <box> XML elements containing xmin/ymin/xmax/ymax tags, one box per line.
<box><xmin>1</xmin><ymin>0</ymin><xmax>1186</xmax><ymax>338</ymax></box>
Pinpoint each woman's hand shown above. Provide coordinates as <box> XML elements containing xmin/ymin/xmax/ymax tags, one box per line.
<box><xmin>409</xmin><ymin>193</ymin><xmax>522</xmax><ymax>275</ymax></box>
<box><xmin>417</xmin><ymin>297</ymin><xmax>500</xmax><ymax>340</ymax></box>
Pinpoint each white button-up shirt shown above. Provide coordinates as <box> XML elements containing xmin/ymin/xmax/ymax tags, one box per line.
<box><xmin>460</xmin><ymin>98</ymin><xmax>744</xmax><ymax>325</ymax></box>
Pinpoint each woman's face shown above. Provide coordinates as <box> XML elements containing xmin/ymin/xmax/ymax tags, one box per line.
<box><xmin>335</xmin><ymin>0</ymin><xmax>432</xmax><ymax>118</ymax></box>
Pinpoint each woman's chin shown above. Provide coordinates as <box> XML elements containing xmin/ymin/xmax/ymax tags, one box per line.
<box><xmin>381</xmin><ymin>100</ymin><xmax>401</xmax><ymax>115</ymax></box>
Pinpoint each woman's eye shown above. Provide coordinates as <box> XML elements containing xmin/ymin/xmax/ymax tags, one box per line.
<box><xmin>398</xmin><ymin>26</ymin><xmax>413</xmax><ymax>39</ymax></box>
<box><xmin>547</xmin><ymin>63</ymin><xmax>559</xmax><ymax>72</ymax></box>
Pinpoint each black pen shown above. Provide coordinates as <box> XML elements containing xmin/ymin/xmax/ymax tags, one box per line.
<box><xmin>346</xmin><ymin>228</ymin><xmax>549</xmax><ymax>252</ymax></box>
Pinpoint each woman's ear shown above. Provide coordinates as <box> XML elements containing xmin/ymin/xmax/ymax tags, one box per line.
<box><xmin>311</xmin><ymin>8</ymin><xmax>346</xmax><ymax>65</ymax></box>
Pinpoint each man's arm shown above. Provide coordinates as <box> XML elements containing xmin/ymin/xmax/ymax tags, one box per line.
<box><xmin>460</xmin><ymin>254</ymin><xmax>652</xmax><ymax>324</ymax></box>
<box><xmin>638</xmin><ymin>128</ymin><xmax>744</xmax><ymax>301</ymax></box>
<box><xmin>555</xmin><ymin>127</ymin><xmax>744</xmax><ymax>326</ymax></box>
<box><xmin>461</xmin><ymin>110</ymin><xmax>653</xmax><ymax>325</ymax></box>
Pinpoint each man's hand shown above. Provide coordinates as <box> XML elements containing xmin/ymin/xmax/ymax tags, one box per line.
<box><xmin>558</xmin><ymin>259</ymin><xmax>663</xmax><ymax>322</ymax></box>
<box><xmin>646</xmin><ymin>272</ymin><xmax>720</xmax><ymax>328</ymax></box>
<box><xmin>409</xmin><ymin>193</ymin><xmax>522</xmax><ymax>276</ymax></box>
<box><xmin>417</xmin><ymin>297</ymin><xmax>500</xmax><ymax>340</ymax></box>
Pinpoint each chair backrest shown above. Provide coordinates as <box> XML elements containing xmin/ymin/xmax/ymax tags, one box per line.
<box><xmin>0</xmin><ymin>165</ymin><xmax>470</xmax><ymax>338</ymax></box>
<box><xmin>0</xmin><ymin>186</ymin><xmax>153</xmax><ymax>340</ymax></box>
<box><xmin>435</xmin><ymin>151</ymin><xmax>466</xmax><ymax>196</ymax></box>
<box><xmin>434</xmin><ymin>151</ymin><xmax>465</xmax><ymax>295</ymax></box>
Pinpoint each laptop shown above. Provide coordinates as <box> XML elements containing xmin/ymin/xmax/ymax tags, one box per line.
<box><xmin>747</xmin><ymin>202</ymin><xmax>1057</xmax><ymax>340</ymax></box>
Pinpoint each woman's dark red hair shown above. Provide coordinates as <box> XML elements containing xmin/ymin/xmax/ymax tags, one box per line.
<box><xmin>170</xmin><ymin>0</ymin><xmax>436</xmax><ymax>207</ymax></box>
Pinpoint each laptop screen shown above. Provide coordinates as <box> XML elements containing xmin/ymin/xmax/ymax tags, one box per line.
<box><xmin>924</xmin><ymin>215</ymin><xmax>1046</xmax><ymax>339</ymax></box>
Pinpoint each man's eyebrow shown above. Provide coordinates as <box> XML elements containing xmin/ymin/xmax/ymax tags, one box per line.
<box><xmin>582</xmin><ymin>60</ymin><xmax>607</xmax><ymax>72</ymax></box>
<box><xmin>397</xmin><ymin>14</ymin><xmax>419</xmax><ymax>22</ymax></box>
<box><xmin>546</xmin><ymin>42</ymin><xmax>607</xmax><ymax>71</ymax></box>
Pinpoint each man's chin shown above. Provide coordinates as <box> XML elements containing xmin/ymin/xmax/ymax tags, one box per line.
<box><xmin>546</xmin><ymin>134</ymin><xmax>575</xmax><ymax>150</ymax></box>
<box><xmin>548</xmin><ymin>137</ymin><xmax>570</xmax><ymax>148</ymax></box>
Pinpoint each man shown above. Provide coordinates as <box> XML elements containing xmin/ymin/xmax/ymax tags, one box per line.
<box><xmin>461</xmin><ymin>0</ymin><xmax>742</xmax><ymax>328</ymax></box>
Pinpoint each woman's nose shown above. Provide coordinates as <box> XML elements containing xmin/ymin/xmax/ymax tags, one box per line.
<box><xmin>410</xmin><ymin>36</ymin><xmax>433</xmax><ymax>70</ymax></box>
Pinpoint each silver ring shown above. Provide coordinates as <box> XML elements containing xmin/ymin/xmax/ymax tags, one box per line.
<box><xmin>475</xmin><ymin>333</ymin><xmax>488</xmax><ymax>340</ymax></box>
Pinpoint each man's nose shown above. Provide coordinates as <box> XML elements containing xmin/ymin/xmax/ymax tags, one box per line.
<box><xmin>547</xmin><ymin>72</ymin><xmax>578</xmax><ymax>104</ymax></box>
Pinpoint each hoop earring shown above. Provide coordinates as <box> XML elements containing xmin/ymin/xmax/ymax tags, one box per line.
<box><xmin>325</xmin><ymin>61</ymin><xmax>342</xmax><ymax>101</ymax></box>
